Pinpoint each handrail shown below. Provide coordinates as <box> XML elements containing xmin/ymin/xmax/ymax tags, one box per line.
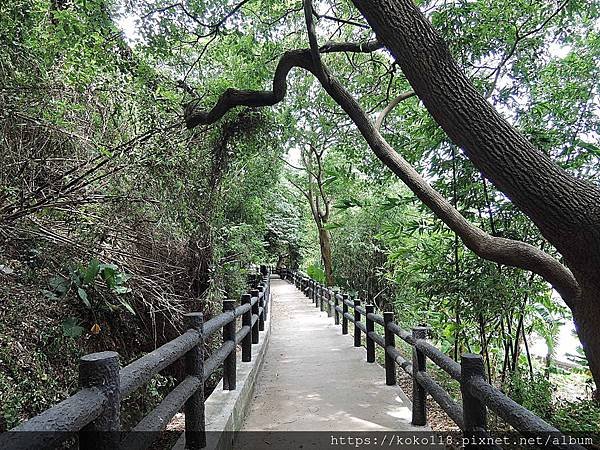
<box><xmin>2</xmin><ymin>267</ymin><xmax>273</xmax><ymax>450</ymax></box>
<box><xmin>121</xmin><ymin>329</ymin><xmax>200</xmax><ymax>397</ymax></box>
<box><xmin>282</xmin><ymin>268</ymin><xmax>585</xmax><ymax>450</ymax></box>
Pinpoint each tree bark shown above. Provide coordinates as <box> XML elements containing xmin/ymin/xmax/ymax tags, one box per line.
<box><xmin>318</xmin><ymin>226</ymin><xmax>334</xmax><ymax>286</ymax></box>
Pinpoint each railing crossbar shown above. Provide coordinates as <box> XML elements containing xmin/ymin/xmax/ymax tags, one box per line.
<box><xmin>414</xmin><ymin>371</ymin><xmax>464</xmax><ymax>430</ymax></box>
<box><xmin>235</xmin><ymin>325</ymin><xmax>251</xmax><ymax>344</ymax></box>
<box><xmin>366</xmin><ymin>312</ymin><xmax>384</xmax><ymax>326</ymax></box>
<box><xmin>386</xmin><ymin>322</ymin><xmax>415</xmax><ymax>345</ymax></box>
<box><xmin>415</xmin><ymin>340</ymin><xmax>461</xmax><ymax>381</ymax></box>
<box><xmin>120</xmin><ymin>329</ymin><xmax>199</xmax><ymax>397</ymax></box>
<box><xmin>355</xmin><ymin>321</ymin><xmax>367</xmax><ymax>334</ymax></box>
<box><xmin>203</xmin><ymin>338</ymin><xmax>236</xmax><ymax>381</ymax></box>
<box><xmin>123</xmin><ymin>375</ymin><xmax>202</xmax><ymax>450</ymax></box>
<box><xmin>367</xmin><ymin>330</ymin><xmax>385</xmax><ymax>347</ymax></box>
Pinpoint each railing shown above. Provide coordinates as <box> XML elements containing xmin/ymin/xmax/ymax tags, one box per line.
<box><xmin>1</xmin><ymin>269</ymin><xmax>272</xmax><ymax>450</ymax></box>
<box><xmin>281</xmin><ymin>268</ymin><xmax>585</xmax><ymax>450</ymax></box>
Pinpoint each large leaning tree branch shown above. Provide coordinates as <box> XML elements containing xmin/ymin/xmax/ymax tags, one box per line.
<box><xmin>183</xmin><ymin>44</ymin><xmax>579</xmax><ymax>305</ymax></box>
<box><xmin>349</xmin><ymin>0</ymin><xmax>600</xmax><ymax>287</ymax></box>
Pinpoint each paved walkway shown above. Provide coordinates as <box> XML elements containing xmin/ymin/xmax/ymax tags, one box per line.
<box><xmin>241</xmin><ymin>277</ymin><xmax>426</xmax><ymax>438</ymax></box>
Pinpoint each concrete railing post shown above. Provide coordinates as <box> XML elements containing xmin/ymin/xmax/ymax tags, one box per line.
<box><xmin>262</xmin><ymin>276</ymin><xmax>269</xmax><ymax>318</ymax></box>
<box><xmin>411</xmin><ymin>327</ymin><xmax>428</xmax><ymax>426</ymax></box>
<box><xmin>334</xmin><ymin>290</ymin><xmax>340</xmax><ymax>324</ymax></box>
<box><xmin>353</xmin><ymin>300</ymin><xmax>361</xmax><ymax>347</ymax></box>
<box><xmin>184</xmin><ymin>312</ymin><xmax>206</xmax><ymax>449</ymax></box>
<box><xmin>223</xmin><ymin>300</ymin><xmax>236</xmax><ymax>390</ymax></box>
<box><xmin>251</xmin><ymin>289</ymin><xmax>259</xmax><ymax>344</ymax></box>
<box><xmin>366</xmin><ymin>304</ymin><xmax>375</xmax><ymax>363</ymax></box>
<box><xmin>461</xmin><ymin>353</ymin><xmax>488</xmax><ymax>448</ymax></box>
<box><xmin>383</xmin><ymin>312</ymin><xmax>396</xmax><ymax>386</ymax></box>
<box><xmin>258</xmin><ymin>285</ymin><xmax>265</xmax><ymax>332</ymax></box>
<box><xmin>318</xmin><ymin>285</ymin><xmax>323</xmax><ymax>310</ymax></box>
<box><xmin>317</xmin><ymin>283</ymin><xmax>322</xmax><ymax>310</ymax></box>
<box><xmin>342</xmin><ymin>294</ymin><xmax>349</xmax><ymax>335</ymax></box>
<box><xmin>78</xmin><ymin>351</ymin><xmax>120</xmax><ymax>450</ymax></box>
<box><xmin>241</xmin><ymin>294</ymin><xmax>252</xmax><ymax>362</ymax></box>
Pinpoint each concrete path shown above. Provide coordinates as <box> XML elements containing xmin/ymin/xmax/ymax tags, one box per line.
<box><xmin>241</xmin><ymin>277</ymin><xmax>425</xmax><ymax>436</ymax></box>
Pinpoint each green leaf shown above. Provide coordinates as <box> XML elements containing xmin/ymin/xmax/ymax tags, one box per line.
<box><xmin>113</xmin><ymin>285</ymin><xmax>132</xmax><ymax>295</ymax></box>
<box><xmin>323</xmin><ymin>222</ymin><xmax>343</xmax><ymax>230</ymax></box>
<box><xmin>100</xmin><ymin>265</ymin><xmax>117</xmax><ymax>288</ymax></box>
<box><xmin>114</xmin><ymin>272</ymin><xmax>132</xmax><ymax>285</ymax></box>
<box><xmin>83</xmin><ymin>258</ymin><xmax>100</xmax><ymax>285</ymax></box>
<box><xmin>575</xmin><ymin>139</ymin><xmax>600</xmax><ymax>157</ymax></box>
<box><xmin>68</xmin><ymin>266</ymin><xmax>82</xmax><ymax>287</ymax></box>
<box><xmin>49</xmin><ymin>276</ymin><xmax>69</xmax><ymax>295</ymax></box>
<box><xmin>42</xmin><ymin>289</ymin><xmax>58</xmax><ymax>301</ymax></box>
<box><xmin>321</xmin><ymin>175</ymin><xmax>337</xmax><ymax>186</ymax></box>
<box><xmin>62</xmin><ymin>317</ymin><xmax>84</xmax><ymax>338</ymax></box>
<box><xmin>118</xmin><ymin>298</ymin><xmax>136</xmax><ymax>315</ymax></box>
<box><xmin>77</xmin><ymin>287</ymin><xmax>91</xmax><ymax>307</ymax></box>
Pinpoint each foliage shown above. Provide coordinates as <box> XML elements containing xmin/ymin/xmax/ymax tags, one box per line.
<box><xmin>45</xmin><ymin>259</ymin><xmax>134</xmax><ymax>315</ymax></box>
<box><xmin>1</xmin><ymin>0</ymin><xmax>598</xmax><ymax>434</ymax></box>
<box><xmin>0</xmin><ymin>0</ymin><xmax>290</xmax><ymax>429</ymax></box>
<box><xmin>306</xmin><ymin>263</ymin><xmax>326</xmax><ymax>284</ymax></box>
<box><xmin>507</xmin><ymin>371</ymin><xmax>554</xmax><ymax>420</ymax></box>
<box><xmin>551</xmin><ymin>399</ymin><xmax>600</xmax><ymax>432</ymax></box>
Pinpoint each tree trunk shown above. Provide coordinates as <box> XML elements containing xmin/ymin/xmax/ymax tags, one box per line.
<box><xmin>572</xmin><ymin>282</ymin><xmax>600</xmax><ymax>399</ymax></box>
<box><xmin>350</xmin><ymin>0</ymin><xmax>600</xmax><ymax>395</ymax></box>
<box><xmin>318</xmin><ymin>226</ymin><xmax>334</xmax><ymax>286</ymax></box>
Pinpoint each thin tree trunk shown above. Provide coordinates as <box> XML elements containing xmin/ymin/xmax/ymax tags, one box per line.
<box><xmin>523</xmin><ymin>324</ymin><xmax>535</xmax><ymax>381</ymax></box>
<box><xmin>318</xmin><ymin>226</ymin><xmax>335</xmax><ymax>286</ymax></box>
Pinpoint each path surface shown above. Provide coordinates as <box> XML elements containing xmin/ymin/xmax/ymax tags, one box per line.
<box><xmin>241</xmin><ymin>277</ymin><xmax>426</xmax><ymax>438</ymax></box>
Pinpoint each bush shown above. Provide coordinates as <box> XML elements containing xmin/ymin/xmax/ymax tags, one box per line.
<box><xmin>551</xmin><ymin>399</ymin><xmax>600</xmax><ymax>432</ymax></box>
<box><xmin>306</xmin><ymin>264</ymin><xmax>326</xmax><ymax>284</ymax></box>
<box><xmin>507</xmin><ymin>371</ymin><xmax>554</xmax><ymax>420</ymax></box>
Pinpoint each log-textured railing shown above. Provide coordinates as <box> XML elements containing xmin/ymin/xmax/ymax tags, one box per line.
<box><xmin>1</xmin><ymin>269</ymin><xmax>272</xmax><ymax>450</ymax></box>
<box><xmin>282</xmin><ymin>268</ymin><xmax>585</xmax><ymax>450</ymax></box>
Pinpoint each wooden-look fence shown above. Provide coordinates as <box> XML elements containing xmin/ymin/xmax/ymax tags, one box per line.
<box><xmin>282</xmin><ymin>268</ymin><xmax>585</xmax><ymax>450</ymax></box>
<box><xmin>1</xmin><ymin>270</ymin><xmax>271</xmax><ymax>450</ymax></box>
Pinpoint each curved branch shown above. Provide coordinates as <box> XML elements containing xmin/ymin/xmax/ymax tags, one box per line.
<box><xmin>312</xmin><ymin>10</ymin><xmax>370</xmax><ymax>29</ymax></box>
<box><xmin>375</xmin><ymin>90</ymin><xmax>416</xmax><ymax>131</ymax></box>
<box><xmin>184</xmin><ymin>49</ymin><xmax>313</xmax><ymax>128</ymax></box>
<box><xmin>319</xmin><ymin>39</ymin><xmax>383</xmax><ymax>53</ymax></box>
<box><xmin>183</xmin><ymin>50</ymin><xmax>580</xmax><ymax>304</ymax></box>
<box><xmin>304</xmin><ymin>0</ymin><xmax>326</xmax><ymax>81</ymax></box>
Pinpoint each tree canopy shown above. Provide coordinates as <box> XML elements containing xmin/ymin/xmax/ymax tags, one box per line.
<box><xmin>1</xmin><ymin>0</ymin><xmax>599</xmax><ymax>433</ymax></box>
